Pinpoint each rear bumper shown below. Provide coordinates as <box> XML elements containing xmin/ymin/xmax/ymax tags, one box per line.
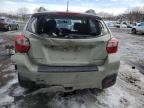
<box><xmin>12</xmin><ymin>53</ymin><xmax>120</xmax><ymax>91</ymax></box>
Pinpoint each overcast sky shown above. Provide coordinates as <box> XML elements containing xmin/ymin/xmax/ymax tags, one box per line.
<box><xmin>0</xmin><ymin>0</ymin><xmax>144</xmax><ymax>15</ymax></box>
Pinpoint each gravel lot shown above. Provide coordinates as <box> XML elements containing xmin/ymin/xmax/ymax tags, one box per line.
<box><xmin>0</xmin><ymin>27</ymin><xmax>144</xmax><ymax>108</ymax></box>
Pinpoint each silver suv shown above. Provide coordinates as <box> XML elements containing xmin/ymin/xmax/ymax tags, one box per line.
<box><xmin>12</xmin><ymin>12</ymin><xmax>120</xmax><ymax>92</ymax></box>
<box><xmin>0</xmin><ymin>17</ymin><xmax>19</xmax><ymax>31</ymax></box>
<box><xmin>131</xmin><ymin>22</ymin><xmax>144</xmax><ymax>34</ymax></box>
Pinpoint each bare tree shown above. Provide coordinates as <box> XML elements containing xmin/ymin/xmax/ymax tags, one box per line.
<box><xmin>17</xmin><ymin>7</ymin><xmax>29</xmax><ymax>21</ymax></box>
<box><xmin>85</xmin><ymin>9</ymin><xmax>115</xmax><ymax>20</ymax></box>
<box><xmin>34</xmin><ymin>8</ymin><xmax>39</xmax><ymax>13</ymax></box>
<box><xmin>97</xmin><ymin>12</ymin><xmax>114</xmax><ymax>20</ymax></box>
<box><xmin>85</xmin><ymin>9</ymin><xmax>96</xmax><ymax>14</ymax></box>
<box><xmin>34</xmin><ymin>7</ymin><xmax>47</xmax><ymax>13</ymax></box>
<box><xmin>125</xmin><ymin>7</ymin><xmax>144</xmax><ymax>22</ymax></box>
<box><xmin>37</xmin><ymin>7</ymin><xmax>47</xmax><ymax>12</ymax></box>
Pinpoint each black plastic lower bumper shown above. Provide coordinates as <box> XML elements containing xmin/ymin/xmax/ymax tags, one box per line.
<box><xmin>102</xmin><ymin>74</ymin><xmax>117</xmax><ymax>89</ymax></box>
<box><xmin>38</xmin><ymin>65</ymin><xmax>98</xmax><ymax>73</ymax></box>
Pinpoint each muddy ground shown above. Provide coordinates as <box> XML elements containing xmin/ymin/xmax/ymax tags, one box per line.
<box><xmin>0</xmin><ymin>27</ymin><xmax>144</xmax><ymax>108</ymax></box>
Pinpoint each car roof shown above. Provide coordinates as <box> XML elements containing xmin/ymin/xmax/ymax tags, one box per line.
<box><xmin>32</xmin><ymin>11</ymin><xmax>102</xmax><ymax>20</ymax></box>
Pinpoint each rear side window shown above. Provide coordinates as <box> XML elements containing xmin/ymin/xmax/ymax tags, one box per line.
<box><xmin>139</xmin><ymin>22</ymin><xmax>144</xmax><ymax>26</ymax></box>
<box><xmin>27</xmin><ymin>17</ymin><xmax>37</xmax><ymax>33</ymax></box>
<box><xmin>26</xmin><ymin>14</ymin><xmax>108</xmax><ymax>39</ymax></box>
<box><xmin>6</xmin><ymin>19</ymin><xmax>11</xmax><ymax>23</ymax></box>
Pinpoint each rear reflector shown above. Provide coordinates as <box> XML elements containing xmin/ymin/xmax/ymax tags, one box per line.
<box><xmin>15</xmin><ymin>35</ymin><xmax>30</xmax><ymax>53</ymax></box>
<box><xmin>102</xmin><ymin>74</ymin><xmax>117</xmax><ymax>89</ymax></box>
<box><xmin>106</xmin><ymin>38</ymin><xmax>118</xmax><ymax>54</ymax></box>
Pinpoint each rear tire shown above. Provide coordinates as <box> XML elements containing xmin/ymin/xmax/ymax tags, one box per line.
<box><xmin>131</xmin><ymin>28</ymin><xmax>136</xmax><ymax>34</ymax></box>
<box><xmin>18</xmin><ymin>74</ymin><xmax>35</xmax><ymax>90</ymax></box>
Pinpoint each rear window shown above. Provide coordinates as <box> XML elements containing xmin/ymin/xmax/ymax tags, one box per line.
<box><xmin>26</xmin><ymin>14</ymin><xmax>108</xmax><ymax>39</ymax></box>
<box><xmin>12</xmin><ymin>20</ymin><xmax>16</xmax><ymax>24</ymax></box>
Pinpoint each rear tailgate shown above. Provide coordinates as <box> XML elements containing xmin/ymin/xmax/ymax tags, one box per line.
<box><xmin>27</xmin><ymin>34</ymin><xmax>110</xmax><ymax>66</ymax></box>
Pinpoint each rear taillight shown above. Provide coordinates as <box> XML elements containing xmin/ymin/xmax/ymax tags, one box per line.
<box><xmin>106</xmin><ymin>38</ymin><xmax>118</xmax><ymax>54</ymax></box>
<box><xmin>15</xmin><ymin>35</ymin><xmax>30</xmax><ymax>53</ymax></box>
